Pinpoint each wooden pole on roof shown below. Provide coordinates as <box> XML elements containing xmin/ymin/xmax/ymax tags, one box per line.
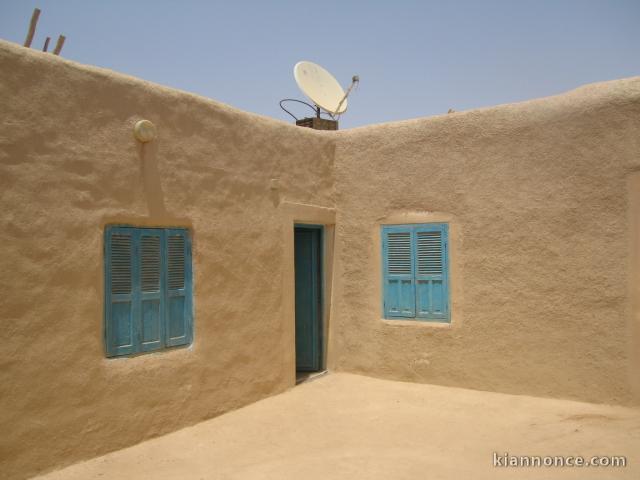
<box><xmin>53</xmin><ymin>35</ymin><xmax>66</xmax><ymax>55</ymax></box>
<box><xmin>42</xmin><ymin>36</ymin><xmax>51</xmax><ymax>52</ymax></box>
<box><xmin>23</xmin><ymin>8</ymin><xmax>41</xmax><ymax>48</ymax></box>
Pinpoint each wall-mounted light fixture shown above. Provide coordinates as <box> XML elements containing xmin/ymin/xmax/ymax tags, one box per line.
<box><xmin>133</xmin><ymin>120</ymin><xmax>156</xmax><ymax>143</ymax></box>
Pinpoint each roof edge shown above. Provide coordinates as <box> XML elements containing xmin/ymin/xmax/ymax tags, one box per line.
<box><xmin>337</xmin><ymin>75</ymin><xmax>640</xmax><ymax>135</ymax></box>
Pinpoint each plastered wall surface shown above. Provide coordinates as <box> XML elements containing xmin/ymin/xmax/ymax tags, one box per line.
<box><xmin>332</xmin><ymin>77</ymin><xmax>640</xmax><ymax>406</ymax></box>
<box><xmin>2</xmin><ymin>37</ymin><xmax>640</xmax><ymax>480</ymax></box>
<box><xmin>0</xmin><ymin>41</ymin><xmax>334</xmax><ymax>479</ymax></box>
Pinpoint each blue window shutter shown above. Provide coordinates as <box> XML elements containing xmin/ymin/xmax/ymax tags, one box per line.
<box><xmin>382</xmin><ymin>226</ymin><xmax>416</xmax><ymax>317</ymax></box>
<box><xmin>105</xmin><ymin>227</ymin><xmax>137</xmax><ymax>357</ymax></box>
<box><xmin>138</xmin><ymin>229</ymin><xmax>165</xmax><ymax>352</ymax></box>
<box><xmin>415</xmin><ymin>224</ymin><xmax>449</xmax><ymax>320</ymax></box>
<box><xmin>164</xmin><ymin>229</ymin><xmax>193</xmax><ymax>347</ymax></box>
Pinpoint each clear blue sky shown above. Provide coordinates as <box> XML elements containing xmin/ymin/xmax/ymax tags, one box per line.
<box><xmin>1</xmin><ymin>1</ymin><xmax>638</xmax><ymax>128</ymax></box>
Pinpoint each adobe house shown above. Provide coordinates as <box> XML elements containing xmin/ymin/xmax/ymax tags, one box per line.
<box><xmin>1</xmin><ymin>39</ymin><xmax>639</xmax><ymax>479</ymax></box>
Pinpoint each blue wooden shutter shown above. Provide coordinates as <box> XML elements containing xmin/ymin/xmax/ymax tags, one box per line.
<box><xmin>138</xmin><ymin>229</ymin><xmax>164</xmax><ymax>352</ymax></box>
<box><xmin>105</xmin><ymin>227</ymin><xmax>136</xmax><ymax>356</ymax></box>
<box><xmin>415</xmin><ymin>224</ymin><xmax>449</xmax><ymax>320</ymax></box>
<box><xmin>164</xmin><ymin>229</ymin><xmax>192</xmax><ymax>347</ymax></box>
<box><xmin>383</xmin><ymin>226</ymin><xmax>415</xmax><ymax>317</ymax></box>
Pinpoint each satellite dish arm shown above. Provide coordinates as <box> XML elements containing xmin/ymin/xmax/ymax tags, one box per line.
<box><xmin>333</xmin><ymin>75</ymin><xmax>359</xmax><ymax>117</ymax></box>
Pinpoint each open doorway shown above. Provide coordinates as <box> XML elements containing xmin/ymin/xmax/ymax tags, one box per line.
<box><xmin>294</xmin><ymin>224</ymin><xmax>323</xmax><ymax>382</ymax></box>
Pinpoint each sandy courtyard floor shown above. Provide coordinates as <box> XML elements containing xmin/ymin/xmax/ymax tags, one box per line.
<box><xmin>34</xmin><ymin>373</ymin><xmax>640</xmax><ymax>480</ymax></box>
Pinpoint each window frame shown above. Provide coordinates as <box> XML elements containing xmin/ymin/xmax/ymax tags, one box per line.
<box><xmin>104</xmin><ymin>225</ymin><xmax>193</xmax><ymax>358</ymax></box>
<box><xmin>381</xmin><ymin>223</ymin><xmax>450</xmax><ymax>323</ymax></box>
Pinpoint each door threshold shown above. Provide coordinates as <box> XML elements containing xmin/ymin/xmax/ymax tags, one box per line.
<box><xmin>296</xmin><ymin>370</ymin><xmax>328</xmax><ymax>385</ymax></box>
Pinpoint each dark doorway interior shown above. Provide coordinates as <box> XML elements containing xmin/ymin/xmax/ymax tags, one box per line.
<box><xmin>294</xmin><ymin>225</ymin><xmax>323</xmax><ymax>375</ymax></box>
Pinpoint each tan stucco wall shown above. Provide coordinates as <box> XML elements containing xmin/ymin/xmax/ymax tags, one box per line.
<box><xmin>0</xmin><ymin>40</ymin><xmax>335</xmax><ymax>479</ymax></box>
<box><xmin>332</xmin><ymin>77</ymin><xmax>640</xmax><ymax>406</ymax></box>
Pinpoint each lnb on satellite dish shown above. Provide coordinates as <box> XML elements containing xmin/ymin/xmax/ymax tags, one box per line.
<box><xmin>280</xmin><ymin>61</ymin><xmax>359</xmax><ymax>131</ymax></box>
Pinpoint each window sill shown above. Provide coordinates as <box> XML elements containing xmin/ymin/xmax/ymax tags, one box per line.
<box><xmin>381</xmin><ymin>318</ymin><xmax>452</xmax><ymax>328</ymax></box>
<box><xmin>104</xmin><ymin>343</ymin><xmax>194</xmax><ymax>361</ymax></box>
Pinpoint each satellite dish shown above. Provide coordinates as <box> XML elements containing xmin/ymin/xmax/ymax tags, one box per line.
<box><xmin>294</xmin><ymin>61</ymin><xmax>348</xmax><ymax>115</ymax></box>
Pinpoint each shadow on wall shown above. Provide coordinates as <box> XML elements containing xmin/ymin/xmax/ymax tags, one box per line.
<box><xmin>137</xmin><ymin>139</ymin><xmax>167</xmax><ymax>217</ymax></box>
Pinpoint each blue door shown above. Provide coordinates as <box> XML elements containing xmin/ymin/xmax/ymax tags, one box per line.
<box><xmin>294</xmin><ymin>225</ymin><xmax>322</xmax><ymax>372</ymax></box>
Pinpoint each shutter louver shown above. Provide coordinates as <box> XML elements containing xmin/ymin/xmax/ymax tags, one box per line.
<box><xmin>141</xmin><ymin>236</ymin><xmax>161</xmax><ymax>292</ymax></box>
<box><xmin>168</xmin><ymin>235</ymin><xmax>185</xmax><ymax>290</ymax></box>
<box><xmin>387</xmin><ymin>232</ymin><xmax>412</xmax><ymax>274</ymax></box>
<box><xmin>111</xmin><ymin>235</ymin><xmax>132</xmax><ymax>294</ymax></box>
<box><xmin>417</xmin><ymin>231</ymin><xmax>443</xmax><ymax>275</ymax></box>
